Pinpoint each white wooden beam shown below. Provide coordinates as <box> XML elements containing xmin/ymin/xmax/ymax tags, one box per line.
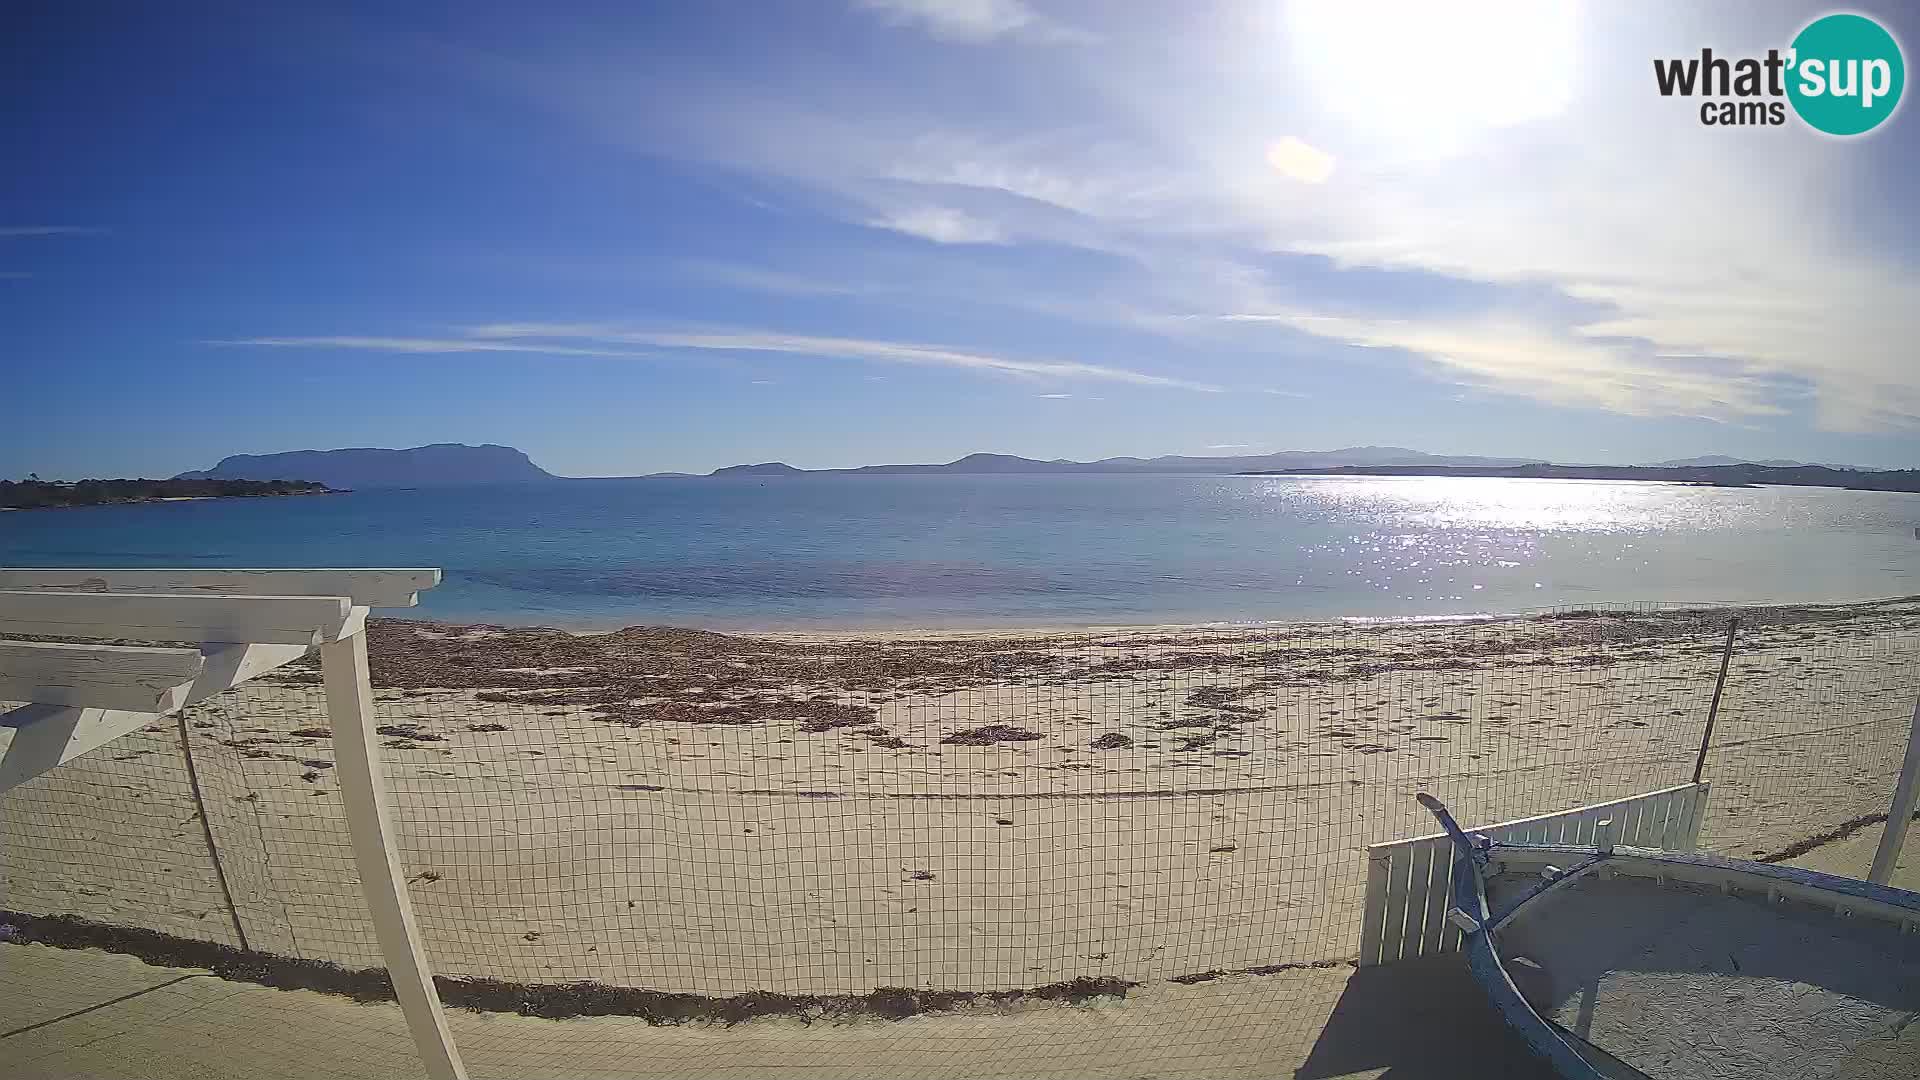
<box><xmin>1870</xmin><ymin>695</ymin><xmax>1920</xmax><ymax>884</ymax></box>
<box><xmin>0</xmin><ymin>705</ymin><xmax>156</xmax><ymax>791</ymax></box>
<box><xmin>322</xmin><ymin>630</ymin><xmax>467</xmax><ymax>1080</ymax></box>
<box><xmin>0</xmin><ymin>591</ymin><xmax>352</xmax><ymax>645</ymax></box>
<box><xmin>0</xmin><ymin>568</ymin><xmax>440</xmax><ymax>608</ymax></box>
<box><xmin>0</xmin><ymin>638</ymin><xmax>322</xmax><ymax>793</ymax></box>
<box><xmin>0</xmin><ymin>641</ymin><xmax>205</xmax><ymax>713</ymax></box>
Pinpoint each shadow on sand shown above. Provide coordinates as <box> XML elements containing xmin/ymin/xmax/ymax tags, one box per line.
<box><xmin>1297</xmin><ymin>954</ymin><xmax>1556</xmax><ymax>1080</ymax></box>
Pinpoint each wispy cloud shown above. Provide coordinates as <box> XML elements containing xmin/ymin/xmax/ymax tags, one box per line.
<box><xmin>1037</xmin><ymin>392</ymin><xmax>1071</xmax><ymax>398</ymax></box>
<box><xmin>852</xmin><ymin>0</ymin><xmax>1091</xmax><ymax>44</ymax></box>
<box><xmin>211</xmin><ymin>325</ymin><xmax>1218</xmax><ymax>392</ymax></box>
<box><xmin>1237</xmin><ymin>312</ymin><xmax>1789</xmax><ymax>421</ymax></box>
<box><xmin>380</xmin><ymin>5</ymin><xmax>1920</xmax><ymax>436</ymax></box>
<box><xmin>205</xmin><ymin>336</ymin><xmax>650</xmax><ymax>358</ymax></box>
<box><xmin>676</xmin><ymin>260</ymin><xmax>864</xmax><ymax>297</ymax></box>
<box><xmin>465</xmin><ymin>323</ymin><xmax>1220</xmax><ymax>390</ymax></box>
<box><xmin>865</xmin><ymin>206</ymin><xmax>1008</xmax><ymax>245</ymax></box>
<box><xmin>1205</xmin><ymin>443</ymin><xmax>1251</xmax><ymax>449</ymax></box>
<box><xmin>0</xmin><ymin>226</ymin><xmax>106</xmax><ymax>238</ymax></box>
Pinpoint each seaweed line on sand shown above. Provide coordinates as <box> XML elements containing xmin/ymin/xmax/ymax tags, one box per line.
<box><xmin>0</xmin><ymin>911</ymin><xmax>1342</xmax><ymax>1024</ymax></box>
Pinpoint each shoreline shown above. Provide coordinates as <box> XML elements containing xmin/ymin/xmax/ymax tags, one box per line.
<box><xmin>0</xmin><ymin>488</ymin><xmax>338</xmax><ymax>512</ymax></box>
<box><xmin>388</xmin><ymin>592</ymin><xmax>1920</xmax><ymax>642</ymax></box>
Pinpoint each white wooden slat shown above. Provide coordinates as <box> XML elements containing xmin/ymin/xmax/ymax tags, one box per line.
<box><xmin>1573</xmin><ymin>813</ymin><xmax>1598</xmax><ymax>847</ymax></box>
<box><xmin>1681</xmin><ymin>782</ymin><xmax>1711</xmax><ymax>848</ymax></box>
<box><xmin>1417</xmin><ymin>838</ymin><xmax>1452</xmax><ymax>956</ymax></box>
<box><xmin>1400</xmin><ymin>843</ymin><xmax>1433</xmax><ymax>959</ymax></box>
<box><xmin>1</xmin><ymin>640</ymin><xmax>320</xmax><ymax>793</ymax></box>
<box><xmin>0</xmin><ymin>640</ymin><xmax>203</xmax><ymax>683</ymax></box>
<box><xmin>1358</xmin><ymin>855</ymin><xmax>1391</xmax><ymax>966</ymax></box>
<box><xmin>0</xmin><ymin>591</ymin><xmax>351</xmax><ymax>645</ymax></box>
<box><xmin>1648</xmin><ymin>792</ymin><xmax>1675</xmax><ymax>847</ymax></box>
<box><xmin>1379</xmin><ymin>846</ymin><xmax>1414</xmax><ymax>966</ymax></box>
<box><xmin>0</xmin><ymin>568</ymin><xmax>441</xmax><ymax>608</ymax></box>
<box><xmin>1438</xmin><ymin>845</ymin><xmax>1465</xmax><ymax>952</ymax></box>
<box><xmin>0</xmin><ymin>641</ymin><xmax>204</xmax><ymax>712</ymax></box>
<box><xmin>0</xmin><ymin>678</ymin><xmax>192</xmax><ymax>714</ymax></box>
<box><xmin>1619</xmin><ymin>801</ymin><xmax>1646</xmax><ymax>846</ymax></box>
<box><xmin>1680</xmin><ymin>789</ymin><xmax>1702</xmax><ymax>844</ymax></box>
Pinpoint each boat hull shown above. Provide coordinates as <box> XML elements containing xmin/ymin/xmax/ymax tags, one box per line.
<box><xmin>1419</xmin><ymin>794</ymin><xmax>1920</xmax><ymax>1080</ymax></box>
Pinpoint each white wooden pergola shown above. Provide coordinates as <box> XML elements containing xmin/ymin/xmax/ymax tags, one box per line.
<box><xmin>0</xmin><ymin>568</ymin><xmax>467</xmax><ymax>1080</ymax></box>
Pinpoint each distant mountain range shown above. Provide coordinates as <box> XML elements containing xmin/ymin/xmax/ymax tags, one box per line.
<box><xmin>176</xmin><ymin>443</ymin><xmax>554</xmax><ymax>488</ymax></box>
<box><xmin>1638</xmin><ymin>455</ymin><xmax>1854</xmax><ymax>469</ymax></box>
<box><xmin>172</xmin><ymin>444</ymin><xmax>1546</xmax><ymax>486</ymax></box>
<box><xmin>709</xmin><ymin>447</ymin><xmax>1546</xmax><ymax>477</ymax></box>
<box><xmin>169</xmin><ymin>443</ymin><xmax>1904</xmax><ymax>489</ymax></box>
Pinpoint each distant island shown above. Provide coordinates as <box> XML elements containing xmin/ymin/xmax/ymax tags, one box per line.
<box><xmin>166</xmin><ymin>443</ymin><xmax>1547</xmax><ymax>486</ymax></box>
<box><xmin>161</xmin><ymin>442</ymin><xmax>1913</xmax><ymax>492</ymax></box>
<box><xmin>177</xmin><ymin>443</ymin><xmax>555</xmax><ymax>488</ymax></box>
<box><xmin>1638</xmin><ymin>455</ymin><xmax>1847</xmax><ymax>469</ymax></box>
<box><xmin>706</xmin><ymin>447</ymin><xmax>1547</xmax><ymax>477</ymax></box>
<box><xmin>2</xmin><ymin>477</ymin><xmax>333</xmax><ymax>511</ymax></box>
<box><xmin>1240</xmin><ymin>462</ymin><xmax>1920</xmax><ymax>494</ymax></box>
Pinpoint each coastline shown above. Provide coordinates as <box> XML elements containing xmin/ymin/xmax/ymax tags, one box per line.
<box><xmin>407</xmin><ymin>591</ymin><xmax>1920</xmax><ymax>642</ymax></box>
<box><xmin>0</xmin><ymin>486</ymin><xmax>338</xmax><ymax>512</ymax></box>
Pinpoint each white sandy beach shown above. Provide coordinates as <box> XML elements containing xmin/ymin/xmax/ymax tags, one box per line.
<box><xmin>3</xmin><ymin>600</ymin><xmax>1918</xmax><ymax>1077</ymax></box>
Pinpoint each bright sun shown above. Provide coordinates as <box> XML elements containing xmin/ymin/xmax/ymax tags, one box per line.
<box><xmin>1285</xmin><ymin>0</ymin><xmax>1579</xmax><ymax>152</ymax></box>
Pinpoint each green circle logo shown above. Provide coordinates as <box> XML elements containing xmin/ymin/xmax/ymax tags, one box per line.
<box><xmin>1787</xmin><ymin>13</ymin><xmax>1905</xmax><ymax>135</ymax></box>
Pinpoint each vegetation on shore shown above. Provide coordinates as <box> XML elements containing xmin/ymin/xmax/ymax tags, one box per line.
<box><xmin>1</xmin><ymin>477</ymin><xmax>334</xmax><ymax>510</ymax></box>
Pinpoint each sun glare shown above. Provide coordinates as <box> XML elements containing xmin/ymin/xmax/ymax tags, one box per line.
<box><xmin>1285</xmin><ymin>0</ymin><xmax>1579</xmax><ymax>152</ymax></box>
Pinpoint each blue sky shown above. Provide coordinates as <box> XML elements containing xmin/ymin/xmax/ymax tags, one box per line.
<box><xmin>6</xmin><ymin>0</ymin><xmax>1920</xmax><ymax>478</ymax></box>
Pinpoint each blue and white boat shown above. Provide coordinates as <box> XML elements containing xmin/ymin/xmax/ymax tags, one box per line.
<box><xmin>1416</xmin><ymin>793</ymin><xmax>1920</xmax><ymax>1079</ymax></box>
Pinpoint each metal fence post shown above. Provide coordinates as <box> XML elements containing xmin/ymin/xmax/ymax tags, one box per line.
<box><xmin>321</xmin><ymin>627</ymin><xmax>467</xmax><ymax>1080</ymax></box>
<box><xmin>1868</xmin><ymin>694</ymin><xmax>1920</xmax><ymax>885</ymax></box>
<box><xmin>1691</xmin><ymin>617</ymin><xmax>1739</xmax><ymax>784</ymax></box>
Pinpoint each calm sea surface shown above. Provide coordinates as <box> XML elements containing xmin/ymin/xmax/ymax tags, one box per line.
<box><xmin>4</xmin><ymin>475</ymin><xmax>1918</xmax><ymax>629</ymax></box>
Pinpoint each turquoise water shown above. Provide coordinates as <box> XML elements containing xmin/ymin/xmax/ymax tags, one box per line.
<box><xmin>3</xmin><ymin>475</ymin><xmax>1918</xmax><ymax>629</ymax></box>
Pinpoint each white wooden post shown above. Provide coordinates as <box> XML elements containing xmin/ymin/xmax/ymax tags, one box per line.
<box><xmin>321</xmin><ymin>628</ymin><xmax>467</xmax><ymax>1080</ymax></box>
<box><xmin>1869</xmin><ymin>694</ymin><xmax>1920</xmax><ymax>885</ymax></box>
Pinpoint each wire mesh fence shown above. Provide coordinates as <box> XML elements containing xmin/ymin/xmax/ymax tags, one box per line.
<box><xmin>4</xmin><ymin>598</ymin><xmax>1917</xmax><ymax>1078</ymax></box>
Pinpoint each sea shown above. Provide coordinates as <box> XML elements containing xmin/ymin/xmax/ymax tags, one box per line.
<box><xmin>4</xmin><ymin>475</ymin><xmax>1918</xmax><ymax>630</ymax></box>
